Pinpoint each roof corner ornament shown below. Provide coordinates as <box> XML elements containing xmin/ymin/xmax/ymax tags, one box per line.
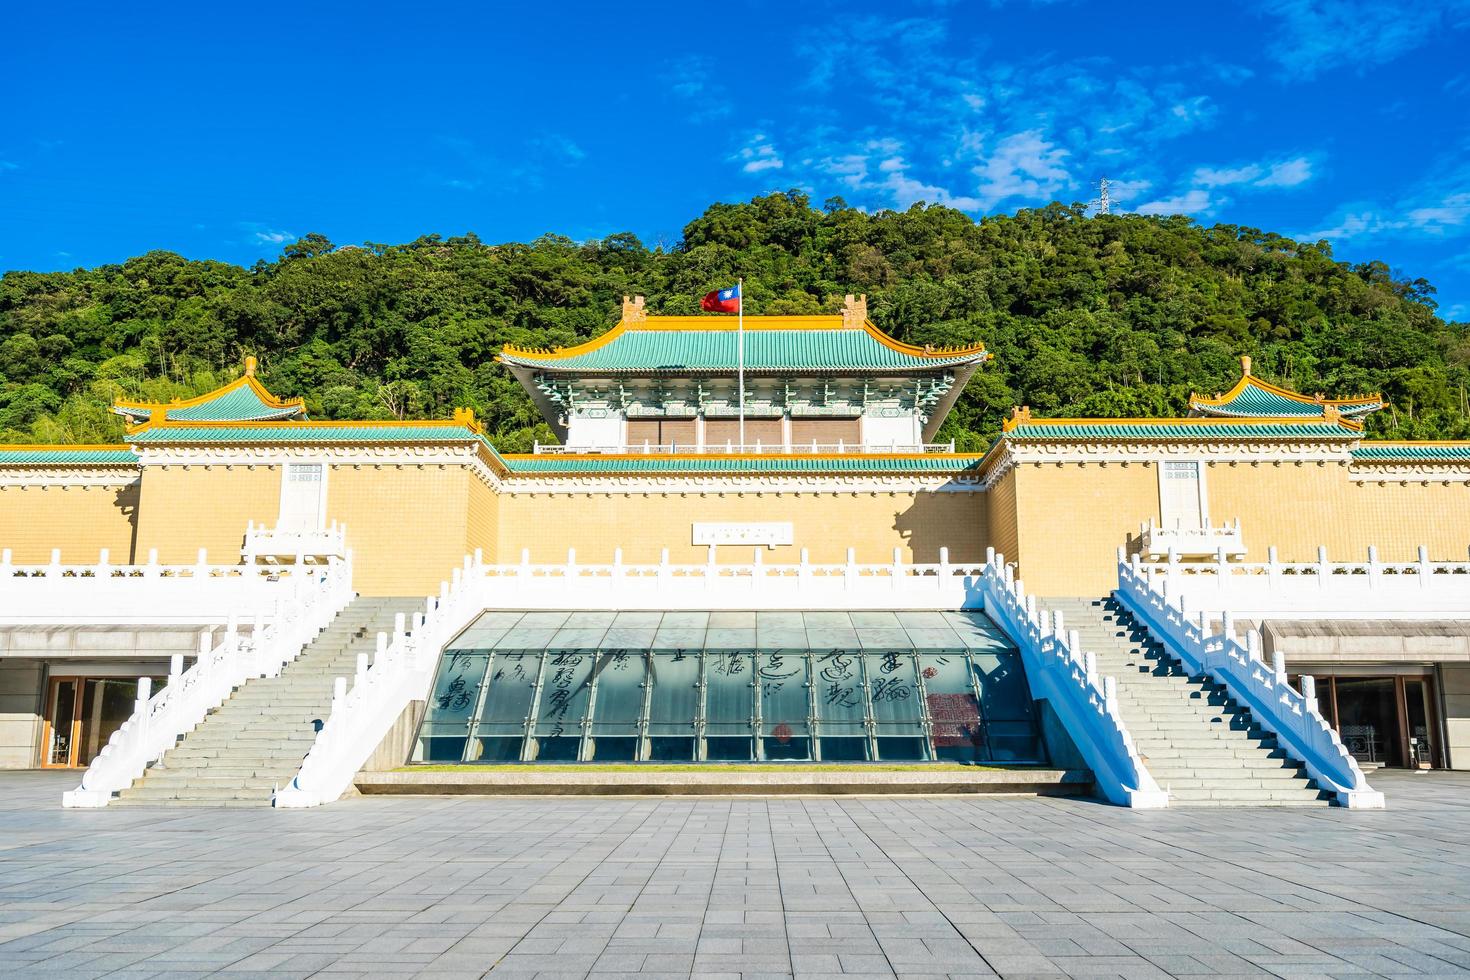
<box><xmin>622</xmin><ymin>295</ymin><xmax>647</xmax><ymax>323</ymax></box>
<box><xmin>841</xmin><ymin>293</ymin><xmax>867</xmax><ymax>329</ymax></box>
<box><xmin>1240</xmin><ymin>354</ymin><xmax>1251</xmax><ymax>376</ymax></box>
<box><xmin>1323</xmin><ymin>403</ymin><xmax>1341</xmax><ymax>425</ymax></box>
<box><xmin>244</xmin><ymin>355</ymin><xmax>258</xmax><ymax>377</ymax></box>
<box><xmin>453</xmin><ymin>406</ymin><xmax>479</xmax><ymax>431</ymax></box>
<box><xmin>1004</xmin><ymin>404</ymin><xmax>1032</xmax><ymax>431</ymax></box>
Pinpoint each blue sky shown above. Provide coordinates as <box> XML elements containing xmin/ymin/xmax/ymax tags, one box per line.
<box><xmin>3</xmin><ymin>0</ymin><xmax>1469</xmax><ymax>319</ymax></box>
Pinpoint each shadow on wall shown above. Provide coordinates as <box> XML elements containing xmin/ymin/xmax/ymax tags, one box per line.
<box><xmin>891</xmin><ymin>493</ymin><xmax>981</xmax><ymax>564</ymax></box>
<box><xmin>113</xmin><ymin>482</ymin><xmax>140</xmax><ymax>564</ymax></box>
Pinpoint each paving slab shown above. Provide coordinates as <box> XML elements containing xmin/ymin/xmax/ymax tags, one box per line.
<box><xmin>0</xmin><ymin>770</ymin><xmax>1468</xmax><ymax>978</ymax></box>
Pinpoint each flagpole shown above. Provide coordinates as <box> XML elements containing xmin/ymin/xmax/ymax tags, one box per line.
<box><xmin>737</xmin><ymin>277</ymin><xmax>745</xmax><ymax>448</ymax></box>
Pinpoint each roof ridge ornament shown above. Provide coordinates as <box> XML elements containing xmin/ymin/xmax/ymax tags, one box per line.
<box><xmin>1240</xmin><ymin>354</ymin><xmax>1251</xmax><ymax>376</ymax></box>
<box><xmin>842</xmin><ymin>293</ymin><xmax>867</xmax><ymax>329</ymax></box>
<box><xmin>622</xmin><ymin>295</ymin><xmax>647</xmax><ymax>323</ymax></box>
<box><xmin>244</xmin><ymin>355</ymin><xmax>258</xmax><ymax>377</ymax></box>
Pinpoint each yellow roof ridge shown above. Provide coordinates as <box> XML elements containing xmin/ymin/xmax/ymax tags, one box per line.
<box><xmin>0</xmin><ymin>442</ymin><xmax>133</xmax><ymax>451</ymax></box>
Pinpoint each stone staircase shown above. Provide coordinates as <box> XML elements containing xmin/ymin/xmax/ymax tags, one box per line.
<box><xmin>113</xmin><ymin>597</ymin><xmax>422</xmax><ymax>807</ymax></box>
<box><xmin>1046</xmin><ymin>597</ymin><xmax>1330</xmax><ymax>807</ymax></box>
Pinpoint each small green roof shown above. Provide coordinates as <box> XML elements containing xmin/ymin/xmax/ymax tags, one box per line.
<box><xmin>500</xmin><ymin>454</ymin><xmax>983</xmax><ymax>475</ymax></box>
<box><xmin>1351</xmin><ymin>444</ymin><xmax>1470</xmax><ymax>463</ymax></box>
<box><xmin>1189</xmin><ymin>357</ymin><xmax>1382</xmax><ymax>420</ymax></box>
<box><xmin>0</xmin><ymin>447</ymin><xmax>139</xmax><ymax>465</ymax></box>
<box><xmin>113</xmin><ymin>357</ymin><xmax>307</xmax><ymax>425</ymax></box>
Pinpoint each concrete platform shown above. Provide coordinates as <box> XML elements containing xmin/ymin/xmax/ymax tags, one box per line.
<box><xmin>355</xmin><ymin>765</ymin><xmax>1094</xmax><ymax>796</ymax></box>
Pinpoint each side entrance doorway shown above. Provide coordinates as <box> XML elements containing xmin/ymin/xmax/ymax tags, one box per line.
<box><xmin>1294</xmin><ymin>673</ymin><xmax>1441</xmax><ymax>769</ymax></box>
<box><xmin>41</xmin><ymin>675</ymin><xmax>161</xmax><ymax>769</ymax></box>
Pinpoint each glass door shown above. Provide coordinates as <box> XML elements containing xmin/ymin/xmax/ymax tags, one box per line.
<box><xmin>43</xmin><ymin>678</ymin><xmax>81</xmax><ymax>768</ymax></box>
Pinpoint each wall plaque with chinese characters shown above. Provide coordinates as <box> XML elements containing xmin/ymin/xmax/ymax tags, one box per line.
<box><xmin>692</xmin><ymin>522</ymin><xmax>794</xmax><ymax>549</ymax></box>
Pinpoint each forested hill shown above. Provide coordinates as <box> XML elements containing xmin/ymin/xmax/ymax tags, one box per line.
<box><xmin>1</xmin><ymin>191</ymin><xmax>1465</xmax><ymax>452</ymax></box>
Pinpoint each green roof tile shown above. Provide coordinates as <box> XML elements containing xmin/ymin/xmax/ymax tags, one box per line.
<box><xmin>1005</xmin><ymin>422</ymin><xmax>1355</xmax><ymax>440</ymax></box>
<box><xmin>502</xmin><ymin>329</ymin><xmax>984</xmax><ymax>373</ymax></box>
<box><xmin>501</xmin><ymin>454</ymin><xmax>983</xmax><ymax>475</ymax></box>
<box><xmin>0</xmin><ymin>448</ymin><xmax>139</xmax><ymax>465</ymax></box>
<box><xmin>130</xmin><ymin>424</ymin><xmax>477</xmax><ymax>444</ymax></box>
<box><xmin>1351</xmin><ymin>444</ymin><xmax>1470</xmax><ymax>462</ymax></box>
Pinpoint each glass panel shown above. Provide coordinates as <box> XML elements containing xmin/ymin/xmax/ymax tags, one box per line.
<box><xmin>972</xmin><ymin>651</ymin><xmax>1036</xmax><ymax>721</ymax></box>
<box><xmin>705</xmin><ymin>651</ymin><xmax>753</xmax><ymax>734</ymax></box>
<box><xmin>589</xmin><ymin>650</ymin><xmax>646</xmax><ymax>736</ymax></box>
<box><xmin>648</xmin><ymin>649</ymin><xmax>700</xmax><ymax>736</ymax></box>
<box><xmin>760</xmin><ymin>650</ymin><xmax>810</xmax><ymax>760</ymax></box>
<box><xmin>1335</xmin><ymin>677</ymin><xmax>1400</xmax><ymax>766</ymax></box>
<box><xmin>920</xmin><ymin>652</ymin><xmax>984</xmax><ymax>763</ymax></box>
<box><xmin>414</xmin><ymin>651</ymin><xmax>490</xmax><ymax>763</ymax></box>
<box><xmin>648</xmin><ymin>736</ymin><xmax>696</xmax><ymax>761</ymax></box>
<box><xmin>866</xmin><ymin>652</ymin><xmax>922</xmax><ymax>725</ymax></box>
<box><xmin>1405</xmin><ymin>680</ymin><xmax>1434</xmax><ymax>769</ymax></box>
<box><xmin>535</xmin><ymin>652</ymin><xmax>593</xmax><ymax>740</ymax></box>
<box><xmin>78</xmin><ymin>678</ymin><xmax>156</xmax><ymax>768</ymax></box>
<box><xmin>48</xmin><ymin>680</ymin><xmax>78</xmax><ymax>766</ymax></box>
<box><xmin>814</xmin><ymin>651</ymin><xmax>866</xmax><ymax>734</ymax></box>
<box><xmin>476</xmin><ymin>652</ymin><xmax>540</xmax><ymax>734</ymax></box>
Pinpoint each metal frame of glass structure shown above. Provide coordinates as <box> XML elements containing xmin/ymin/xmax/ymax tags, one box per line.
<box><xmin>412</xmin><ymin>611</ymin><xmax>1044</xmax><ymax>765</ymax></box>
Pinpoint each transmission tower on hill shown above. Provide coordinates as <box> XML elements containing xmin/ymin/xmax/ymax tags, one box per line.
<box><xmin>1094</xmin><ymin>177</ymin><xmax>1111</xmax><ymax>215</ymax></box>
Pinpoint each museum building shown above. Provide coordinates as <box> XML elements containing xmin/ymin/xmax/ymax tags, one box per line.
<box><xmin>3</xmin><ymin>294</ymin><xmax>1468</xmax><ymax>807</ymax></box>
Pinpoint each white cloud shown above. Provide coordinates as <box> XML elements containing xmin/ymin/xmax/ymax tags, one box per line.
<box><xmin>1135</xmin><ymin>189</ymin><xmax>1214</xmax><ymax>216</ymax></box>
<box><xmin>972</xmin><ymin>129</ymin><xmax>1070</xmax><ymax>209</ymax></box>
<box><xmin>1257</xmin><ymin>0</ymin><xmax>1470</xmax><ymax>79</ymax></box>
<box><xmin>0</xmin><ymin>160</ymin><xmax>17</xmax><ymax>174</ymax></box>
<box><xmin>879</xmin><ymin>156</ymin><xmax>981</xmax><ymax>210</ymax></box>
<box><xmin>253</xmin><ymin>229</ymin><xmax>295</xmax><ymax>245</ymax></box>
<box><xmin>1191</xmin><ymin>156</ymin><xmax>1314</xmax><ymax>190</ymax></box>
<box><xmin>1406</xmin><ymin>192</ymin><xmax>1470</xmax><ymax>233</ymax></box>
<box><xmin>1256</xmin><ymin>156</ymin><xmax>1314</xmax><ymax>187</ymax></box>
<box><xmin>733</xmin><ymin>135</ymin><xmax>784</xmax><ymax>174</ymax></box>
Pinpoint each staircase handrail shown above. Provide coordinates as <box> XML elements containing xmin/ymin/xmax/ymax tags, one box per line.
<box><xmin>274</xmin><ymin>552</ymin><xmax>486</xmax><ymax>807</ymax></box>
<box><xmin>1115</xmin><ymin>550</ymin><xmax>1384</xmax><ymax>808</ymax></box>
<box><xmin>977</xmin><ymin>548</ymin><xmax>1168</xmax><ymax>808</ymax></box>
<box><xmin>61</xmin><ymin>554</ymin><xmax>355</xmax><ymax>808</ymax></box>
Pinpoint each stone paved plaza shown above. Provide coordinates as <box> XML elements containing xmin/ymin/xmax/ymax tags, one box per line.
<box><xmin>2</xmin><ymin>771</ymin><xmax>1470</xmax><ymax>979</ymax></box>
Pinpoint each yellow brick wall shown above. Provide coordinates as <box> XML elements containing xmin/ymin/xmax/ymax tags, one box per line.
<box><xmin>326</xmin><ymin>465</ymin><xmax>469</xmax><ymax>597</ymax></box>
<box><xmin>135</xmin><ymin>466</ymin><xmax>279</xmax><ymax>565</ymax></box>
<box><xmin>985</xmin><ymin>468</ymin><xmax>1020</xmax><ymax>568</ymax></box>
<box><xmin>465</xmin><ymin>473</ymin><xmax>498</xmax><ymax>563</ymax></box>
<box><xmin>1009</xmin><ymin>458</ymin><xmax>1470</xmax><ymax>597</ymax></box>
<box><xmin>495</xmin><ymin>490</ymin><xmax>986</xmax><ymax>566</ymax></box>
<box><xmin>0</xmin><ymin>482</ymin><xmax>140</xmax><ymax>564</ymax></box>
<box><xmin>1012</xmin><ymin>461</ymin><xmax>1162</xmax><ymax>596</ymax></box>
<box><xmin>1209</xmin><ymin>462</ymin><xmax>1470</xmax><ymax>562</ymax></box>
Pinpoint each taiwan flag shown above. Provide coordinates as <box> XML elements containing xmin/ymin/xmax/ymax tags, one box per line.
<box><xmin>700</xmin><ymin>283</ymin><xmax>742</xmax><ymax>313</ymax></box>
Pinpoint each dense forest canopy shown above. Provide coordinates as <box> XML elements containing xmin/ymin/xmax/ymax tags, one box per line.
<box><xmin>1</xmin><ymin>191</ymin><xmax>1465</xmax><ymax>453</ymax></box>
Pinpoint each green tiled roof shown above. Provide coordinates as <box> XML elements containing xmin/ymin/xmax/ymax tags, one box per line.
<box><xmin>130</xmin><ymin>424</ymin><xmax>478</xmax><ymax>444</ymax></box>
<box><xmin>0</xmin><ymin>447</ymin><xmax>139</xmax><ymax>465</ymax></box>
<box><xmin>1004</xmin><ymin>422</ymin><xmax>1356</xmax><ymax>440</ymax></box>
<box><xmin>501</xmin><ymin>455</ymin><xmax>984</xmax><ymax>475</ymax></box>
<box><xmin>501</xmin><ymin>329</ymin><xmax>985</xmax><ymax>373</ymax></box>
<box><xmin>1191</xmin><ymin>379</ymin><xmax>1381</xmax><ymax>419</ymax></box>
<box><xmin>1351</xmin><ymin>444</ymin><xmax>1470</xmax><ymax>462</ymax></box>
<box><xmin>114</xmin><ymin>376</ymin><xmax>307</xmax><ymax>424</ymax></box>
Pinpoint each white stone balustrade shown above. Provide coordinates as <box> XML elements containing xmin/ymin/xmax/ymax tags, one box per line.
<box><xmin>61</xmin><ymin>554</ymin><xmax>355</xmax><ymax>808</ymax></box>
<box><xmin>978</xmin><ymin>549</ymin><xmax>1168</xmax><ymax>809</ymax></box>
<box><xmin>0</xmin><ymin>548</ymin><xmax>332</xmax><ymax>626</ymax></box>
<box><xmin>1116</xmin><ymin>550</ymin><xmax>1384</xmax><ymax>808</ymax></box>
<box><xmin>1133</xmin><ymin>545</ymin><xmax>1470</xmax><ymax>619</ymax></box>
<box><xmin>242</xmin><ymin>521</ymin><xmax>347</xmax><ymax>565</ymax></box>
<box><xmin>1137</xmin><ymin>518</ymin><xmax>1246</xmax><ymax>560</ymax></box>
